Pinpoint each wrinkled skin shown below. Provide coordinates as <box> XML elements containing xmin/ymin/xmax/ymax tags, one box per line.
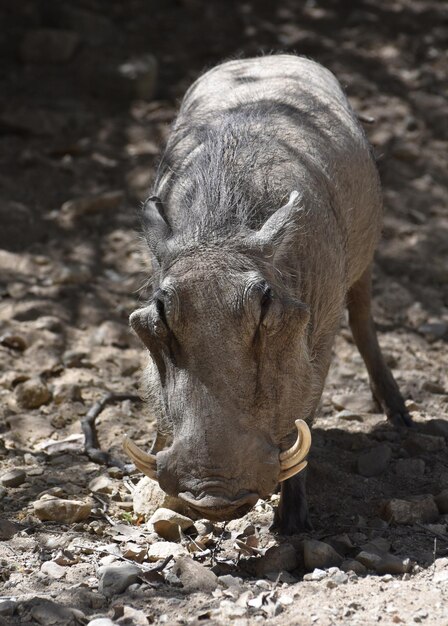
<box><xmin>130</xmin><ymin>55</ymin><xmax>411</xmax><ymax>531</ymax></box>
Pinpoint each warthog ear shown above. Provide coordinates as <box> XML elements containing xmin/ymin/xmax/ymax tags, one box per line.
<box><xmin>248</xmin><ymin>191</ymin><xmax>303</xmax><ymax>260</ymax></box>
<box><xmin>142</xmin><ymin>196</ymin><xmax>172</xmax><ymax>264</ymax></box>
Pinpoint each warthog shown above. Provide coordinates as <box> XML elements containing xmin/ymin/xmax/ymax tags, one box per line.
<box><xmin>124</xmin><ymin>55</ymin><xmax>411</xmax><ymax>534</ymax></box>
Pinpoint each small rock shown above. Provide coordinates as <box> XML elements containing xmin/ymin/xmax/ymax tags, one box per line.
<box><xmin>41</xmin><ymin>560</ymin><xmax>66</xmax><ymax>579</ymax></box>
<box><xmin>357</xmin><ymin>444</ymin><xmax>392</xmax><ymax>477</ymax></box>
<box><xmin>20</xmin><ymin>29</ymin><xmax>79</xmax><ymax>64</ymax></box>
<box><xmin>336</xmin><ymin>410</ymin><xmax>364</xmax><ymax>422</ymax></box>
<box><xmin>133</xmin><ymin>477</ymin><xmax>191</xmax><ymax>519</ymax></box>
<box><xmin>355</xmin><ymin>551</ymin><xmax>382</xmax><ymax>570</ymax></box>
<box><xmin>381</xmin><ymin>496</ymin><xmax>439</xmax><ymax>524</ymax></box>
<box><xmin>146</xmin><ymin>541</ymin><xmax>187</xmax><ymax>562</ymax></box>
<box><xmin>149</xmin><ymin>508</ymin><xmax>195</xmax><ymax>541</ymax></box>
<box><xmin>98</xmin><ymin>563</ymin><xmax>142</xmax><ymax>597</ymax></box>
<box><xmin>52</xmin><ymin>383</ymin><xmax>83</xmax><ymax>404</ymax></box>
<box><xmin>422</xmin><ymin>380</ymin><xmax>446</xmax><ymax>394</ymax></box>
<box><xmin>331</xmin><ymin>392</ymin><xmax>377</xmax><ymax>414</ymax></box>
<box><xmin>173</xmin><ymin>555</ymin><xmax>218</xmax><ymax>592</ymax></box>
<box><xmin>218</xmin><ymin>574</ymin><xmax>244</xmax><ymax>589</ymax></box>
<box><xmin>0</xmin><ymin>333</ymin><xmax>27</xmax><ymax>351</ymax></box>
<box><xmin>87</xmin><ymin>619</ymin><xmax>115</xmax><ymax>626</ymax></box>
<box><xmin>433</xmin><ymin>570</ymin><xmax>448</xmax><ymax>584</ymax></box>
<box><xmin>424</xmin><ymin>420</ymin><xmax>448</xmax><ymax>439</ymax></box>
<box><xmin>375</xmin><ymin>554</ymin><xmax>411</xmax><ymax>575</ymax></box>
<box><xmin>1</xmin><ymin>468</ymin><xmax>26</xmax><ymax>488</ymax></box>
<box><xmin>418</xmin><ymin>322</ymin><xmax>448</xmax><ymax>342</ymax></box>
<box><xmin>341</xmin><ymin>560</ymin><xmax>367</xmax><ymax>576</ymax></box>
<box><xmin>88</xmin><ymin>475</ymin><xmax>116</xmax><ymax>495</ymax></box>
<box><xmin>27</xmin><ymin>598</ymin><xmax>85</xmax><ymax>625</ymax></box>
<box><xmin>265</xmin><ymin>570</ymin><xmax>298</xmax><ymax>584</ymax></box>
<box><xmin>395</xmin><ymin>458</ymin><xmax>425</xmax><ymax>477</ymax></box>
<box><xmin>360</xmin><ymin>537</ymin><xmax>391</xmax><ymax>555</ymax></box>
<box><xmin>15</xmin><ymin>378</ymin><xmax>51</xmax><ymax>409</ymax></box>
<box><xmin>34</xmin><ymin>497</ymin><xmax>92</xmax><ymax>523</ymax></box>
<box><xmin>0</xmin><ymin>600</ymin><xmax>16</xmax><ymax>617</ymax></box>
<box><xmin>435</xmin><ymin>489</ymin><xmax>448</xmax><ymax>514</ymax></box>
<box><xmin>255</xmin><ymin>543</ymin><xmax>299</xmax><ymax>576</ymax></box>
<box><xmin>405</xmin><ymin>432</ymin><xmax>445</xmax><ymax>455</ymax></box>
<box><xmin>303</xmin><ymin>568</ymin><xmax>327</xmax><ymax>581</ymax></box>
<box><xmin>303</xmin><ymin>539</ymin><xmax>343</xmax><ymax>570</ymax></box>
<box><xmin>0</xmin><ymin>519</ymin><xmax>20</xmax><ymax>540</ymax></box>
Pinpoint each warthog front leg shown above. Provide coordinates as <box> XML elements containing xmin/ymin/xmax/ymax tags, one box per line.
<box><xmin>273</xmin><ymin>469</ymin><xmax>312</xmax><ymax>535</ymax></box>
<box><xmin>347</xmin><ymin>266</ymin><xmax>412</xmax><ymax>428</ymax></box>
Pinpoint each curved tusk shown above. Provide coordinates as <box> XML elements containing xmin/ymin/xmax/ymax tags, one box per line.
<box><xmin>123</xmin><ymin>435</ymin><xmax>158</xmax><ymax>480</ymax></box>
<box><xmin>278</xmin><ymin>460</ymin><xmax>307</xmax><ymax>482</ymax></box>
<box><xmin>279</xmin><ymin>419</ymin><xmax>311</xmax><ymax>470</ymax></box>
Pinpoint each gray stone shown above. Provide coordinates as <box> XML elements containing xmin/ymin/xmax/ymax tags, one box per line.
<box><xmin>341</xmin><ymin>559</ymin><xmax>367</xmax><ymax>576</ymax></box>
<box><xmin>424</xmin><ymin>420</ymin><xmax>448</xmax><ymax>439</ymax></box>
<box><xmin>0</xmin><ymin>519</ymin><xmax>21</xmax><ymax>540</ymax></box>
<box><xmin>381</xmin><ymin>496</ymin><xmax>439</xmax><ymax>525</ymax></box>
<box><xmin>395</xmin><ymin>458</ymin><xmax>425</xmax><ymax>477</ymax></box>
<box><xmin>435</xmin><ymin>489</ymin><xmax>448</xmax><ymax>514</ymax></box>
<box><xmin>20</xmin><ymin>29</ymin><xmax>79</xmax><ymax>64</ymax></box>
<box><xmin>405</xmin><ymin>433</ymin><xmax>446</xmax><ymax>455</ymax></box>
<box><xmin>41</xmin><ymin>560</ymin><xmax>66</xmax><ymax>579</ymax></box>
<box><xmin>15</xmin><ymin>378</ymin><xmax>51</xmax><ymax>409</ymax></box>
<box><xmin>0</xmin><ymin>600</ymin><xmax>16</xmax><ymax>617</ymax></box>
<box><xmin>87</xmin><ymin>619</ymin><xmax>115</xmax><ymax>626</ymax></box>
<box><xmin>149</xmin><ymin>508</ymin><xmax>195</xmax><ymax>541</ymax></box>
<box><xmin>133</xmin><ymin>477</ymin><xmax>192</xmax><ymax>520</ymax></box>
<box><xmin>34</xmin><ymin>497</ymin><xmax>92</xmax><ymax>523</ymax></box>
<box><xmin>303</xmin><ymin>539</ymin><xmax>343</xmax><ymax>571</ymax></box>
<box><xmin>418</xmin><ymin>321</ymin><xmax>448</xmax><ymax>341</ymax></box>
<box><xmin>255</xmin><ymin>543</ymin><xmax>299</xmax><ymax>576</ymax></box>
<box><xmin>173</xmin><ymin>556</ymin><xmax>218</xmax><ymax>592</ymax></box>
<box><xmin>1</xmin><ymin>468</ymin><xmax>26</xmax><ymax>487</ymax></box>
<box><xmin>357</xmin><ymin>444</ymin><xmax>392</xmax><ymax>477</ymax></box>
<box><xmin>355</xmin><ymin>551</ymin><xmax>382</xmax><ymax>570</ymax></box>
<box><xmin>360</xmin><ymin>537</ymin><xmax>391</xmax><ymax>555</ymax></box>
<box><xmin>374</xmin><ymin>554</ymin><xmax>411</xmax><ymax>575</ymax></box>
<box><xmin>88</xmin><ymin>475</ymin><xmax>116</xmax><ymax>495</ymax></box>
<box><xmin>98</xmin><ymin>563</ymin><xmax>142</xmax><ymax>597</ymax></box>
<box><xmin>147</xmin><ymin>541</ymin><xmax>187</xmax><ymax>561</ymax></box>
<box><xmin>303</xmin><ymin>568</ymin><xmax>327</xmax><ymax>581</ymax></box>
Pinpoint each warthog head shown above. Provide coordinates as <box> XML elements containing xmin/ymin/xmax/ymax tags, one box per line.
<box><xmin>124</xmin><ymin>192</ymin><xmax>312</xmax><ymax>521</ymax></box>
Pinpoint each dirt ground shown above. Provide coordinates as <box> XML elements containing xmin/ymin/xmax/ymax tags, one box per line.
<box><xmin>0</xmin><ymin>1</ymin><xmax>447</xmax><ymax>624</ymax></box>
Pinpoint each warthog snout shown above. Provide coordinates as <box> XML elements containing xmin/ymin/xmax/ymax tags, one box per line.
<box><xmin>177</xmin><ymin>491</ymin><xmax>260</xmax><ymax>521</ymax></box>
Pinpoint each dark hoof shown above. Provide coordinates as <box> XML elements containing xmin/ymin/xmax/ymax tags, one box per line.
<box><xmin>272</xmin><ymin>509</ymin><xmax>313</xmax><ymax>535</ymax></box>
<box><xmin>387</xmin><ymin>409</ymin><xmax>414</xmax><ymax>429</ymax></box>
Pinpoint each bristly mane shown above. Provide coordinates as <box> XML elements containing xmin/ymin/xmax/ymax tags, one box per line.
<box><xmin>153</xmin><ymin>106</ymin><xmax>294</xmax><ymax>244</ymax></box>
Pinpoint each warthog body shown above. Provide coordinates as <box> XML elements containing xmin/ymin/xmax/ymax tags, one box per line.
<box><xmin>129</xmin><ymin>55</ymin><xmax>410</xmax><ymax>533</ymax></box>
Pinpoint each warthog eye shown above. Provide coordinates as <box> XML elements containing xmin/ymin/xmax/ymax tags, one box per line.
<box><xmin>260</xmin><ymin>285</ymin><xmax>272</xmax><ymax>322</ymax></box>
<box><xmin>152</xmin><ymin>289</ymin><xmax>170</xmax><ymax>330</ymax></box>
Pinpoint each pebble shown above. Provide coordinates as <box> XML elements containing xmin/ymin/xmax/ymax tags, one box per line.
<box><xmin>405</xmin><ymin>433</ymin><xmax>446</xmax><ymax>455</ymax></box>
<box><xmin>34</xmin><ymin>497</ymin><xmax>92</xmax><ymax>523</ymax></box>
<box><xmin>41</xmin><ymin>560</ymin><xmax>67</xmax><ymax>579</ymax></box>
<box><xmin>360</xmin><ymin>537</ymin><xmax>391</xmax><ymax>555</ymax></box>
<box><xmin>147</xmin><ymin>541</ymin><xmax>187</xmax><ymax>562</ymax></box>
<box><xmin>0</xmin><ymin>468</ymin><xmax>26</xmax><ymax>487</ymax></box>
<box><xmin>133</xmin><ymin>477</ymin><xmax>191</xmax><ymax>519</ymax></box>
<box><xmin>303</xmin><ymin>539</ymin><xmax>343</xmax><ymax>570</ymax></box>
<box><xmin>255</xmin><ymin>543</ymin><xmax>299</xmax><ymax>576</ymax></box>
<box><xmin>173</xmin><ymin>555</ymin><xmax>218</xmax><ymax>592</ymax></box>
<box><xmin>424</xmin><ymin>419</ymin><xmax>448</xmax><ymax>439</ymax></box>
<box><xmin>218</xmin><ymin>574</ymin><xmax>244</xmax><ymax>589</ymax></box>
<box><xmin>0</xmin><ymin>519</ymin><xmax>20</xmax><ymax>540</ymax></box>
<box><xmin>88</xmin><ymin>475</ymin><xmax>116</xmax><ymax>495</ymax></box>
<box><xmin>341</xmin><ymin>559</ymin><xmax>367</xmax><ymax>576</ymax></box>
<box><xmin>88</xmin><ymin>618</ymin><xmax>115</xmax><ymax>626</ymax></box>
<box><xmin>381</xmin><ymin>496</ymin><xmax>439</xmax><ymax>524</ymax></box>
<box><xmin>356</xmin><ymin>550</ymin><xmax>410</xmax><ymax>575</ymax></box>
<box><xmin>303</xmin><ymin>568</ymin><xmax>327</xmax><ymax>581</ymax></box>
<box><xmin>331</xmin><ymin>392</ymin><xmax>376</xmax><ymax>414</ymax></box>
<box><xmin>0</xmin><ymin>600</ymin><xmax>16</xmax><ymax>617</ymax></box>
<box><xmin>15</xmin><ymin>378</ymin><xmax>52</xmax><ymax>409</ymax></box>
<box><xmin>395</xmin><ymin>458</ymin><xmax>425</xmax><ymax>477</ymax></box>
<box><xmin>98</xmin><ymin>563</ymin><xmax>142</xmax><ymax>597</ymax></box>
<box><xmin>418</xmin><ymin>321</ymin><xmax>448</xmax><ymax>341</ymax></box>
<box><xmin>357</xmin><ymin>444</ymin><xmax>392</xmax><ymax>477</ymax></box>
<box><xmin>149</xmin><ymin>508</ymin><xmax>195</xmax><ymax>541</ymax></box>
<box><xmin>435</xmin><ymin>489</ymin><xmax>448</xmax><ymax>514</ymax></box>
<box><xmin>0</xmin><ymin>333</ymin><xmax>27</xmax><ymax>351</ymax></box>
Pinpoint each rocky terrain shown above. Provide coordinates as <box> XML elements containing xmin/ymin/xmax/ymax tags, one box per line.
<box><xmin>0</xmin><ymin>1</ymin><xmax>447</xmax><ymax>624</ymax></box>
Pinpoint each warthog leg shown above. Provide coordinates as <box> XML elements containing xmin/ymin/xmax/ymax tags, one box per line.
<box><xmin>347</xmin><ymin>265</ymin><xmax>413</xmax><ymax>428</ymax></box>
<box><xmin>273</xmin><ymin>468</ymin><xmax>312</xmax><ymax>535</ymax></box>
